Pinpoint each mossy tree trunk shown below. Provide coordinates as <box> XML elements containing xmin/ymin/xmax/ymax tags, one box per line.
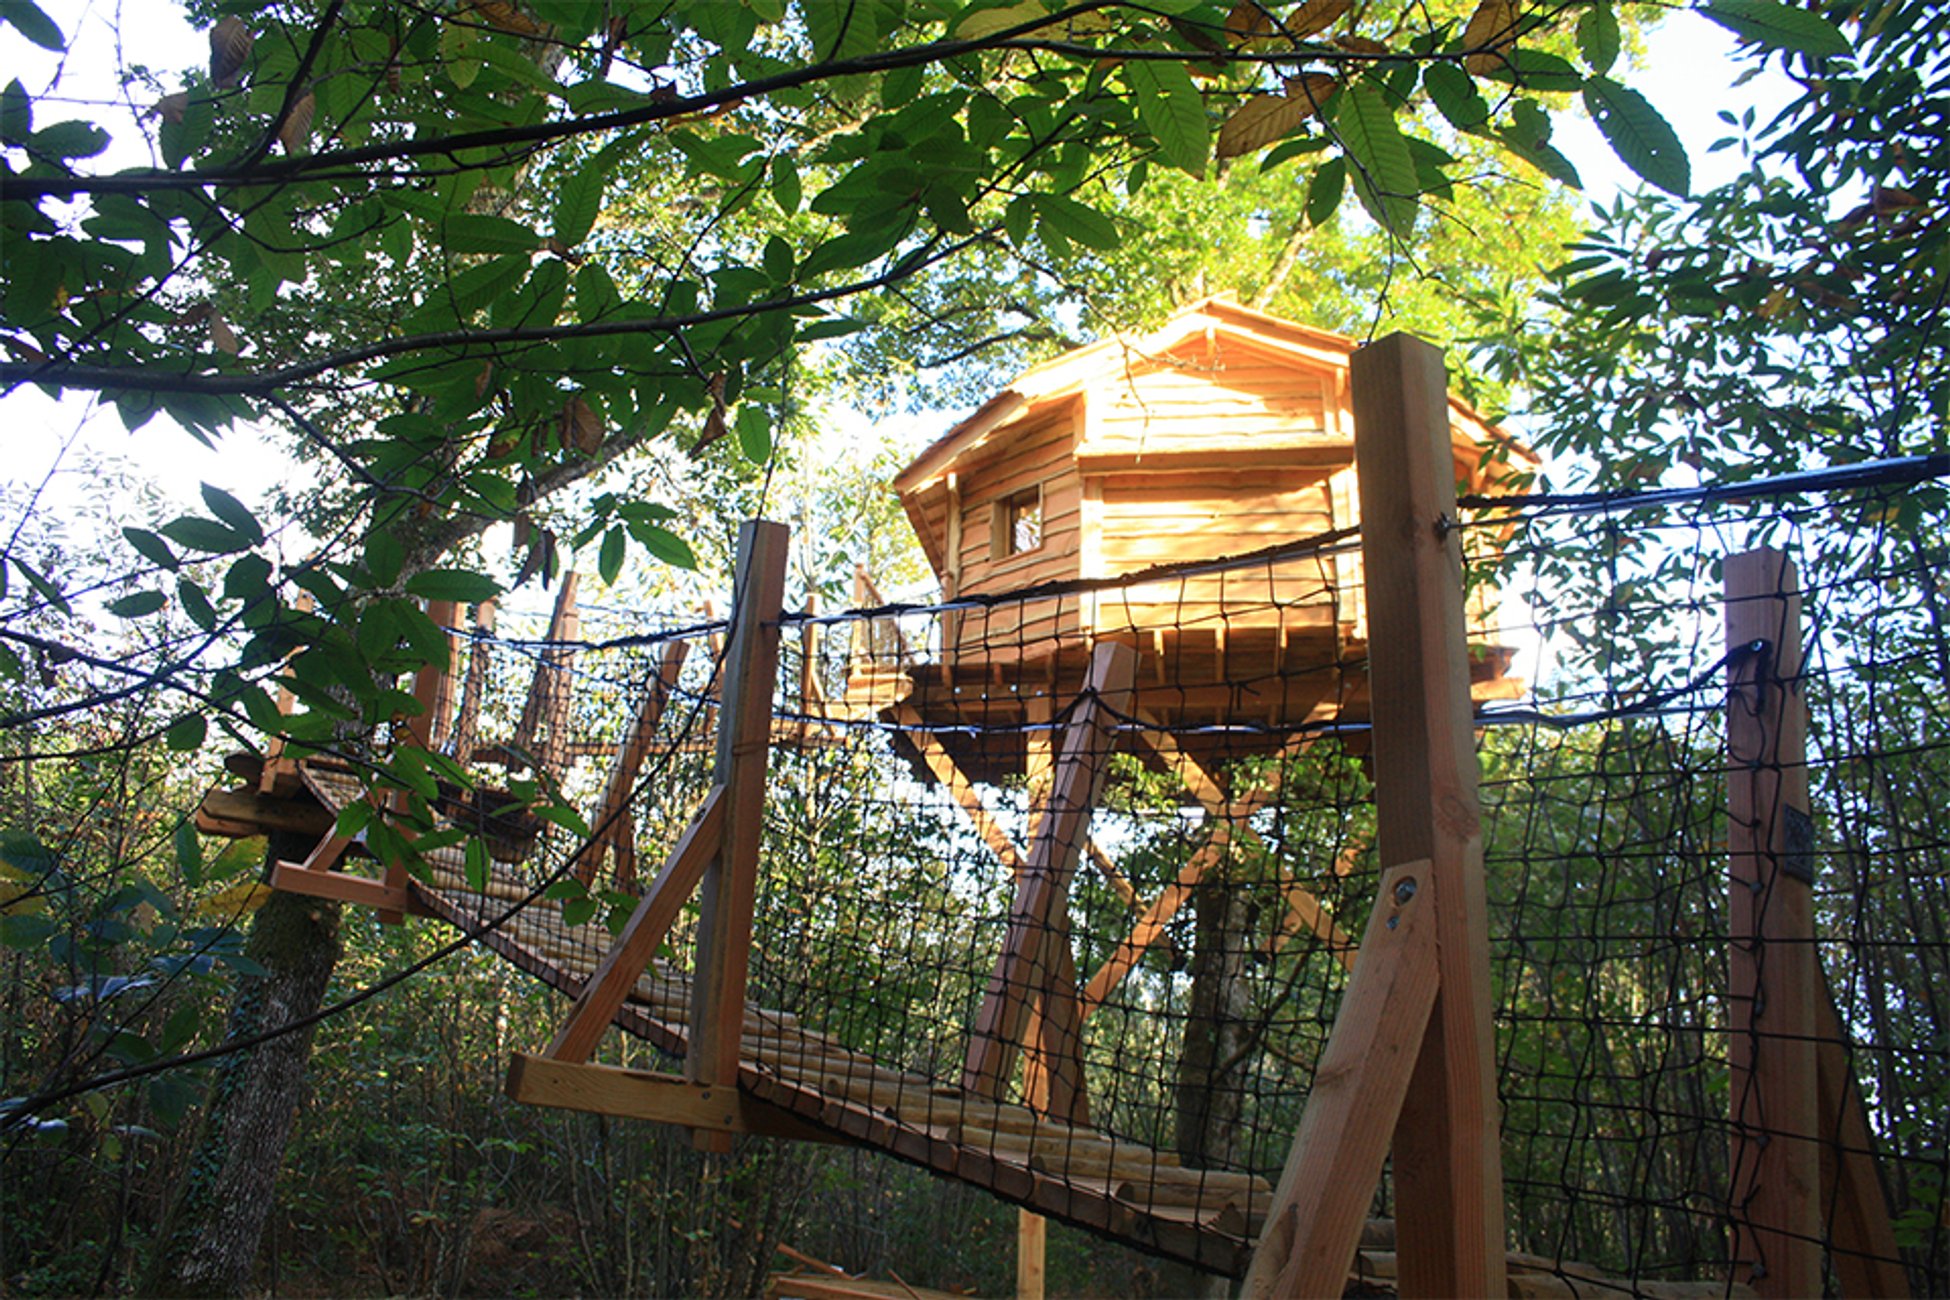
<box><xmin>146</xmin><ymin>828</ymin><xmax>343</xmax><ymax>1298</ymax></box>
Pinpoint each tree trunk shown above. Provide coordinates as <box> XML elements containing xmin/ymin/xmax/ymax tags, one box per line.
<box><xmin>146</xmin><ymin>829</ymin><xmax>343</xmax><ymax>1298</ymax></box>
<box><xmin>1174</xmin><ymin>867</ymin><xmax>1252</xmax><ymax>1169</ymax></box>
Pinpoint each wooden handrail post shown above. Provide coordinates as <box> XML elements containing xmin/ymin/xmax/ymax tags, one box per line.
<box><xmin>686</xmin><ymin>519</ymin><xmax>789</xmax><ymax>1151</ymax></box>
<box><xmin>1248</xmin><ymin>331</ymin><xmax>1505</xmax><ymax>1294</ymax></box>
<box><xmin>1725</xmin><ymin>547</ymin><xmax>1822</xmax><ymax>1298</ymax></box>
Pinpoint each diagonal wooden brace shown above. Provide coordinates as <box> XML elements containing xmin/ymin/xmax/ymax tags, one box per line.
<box><xmin>1240</xmin><ymin>861</ymin><xmax>1438</xmax><ymax>1298</ymax></box>
<box><xmin>547</xmin><ymin>785</ymin><xmax>727</xmax><ymax>1063</ymax></box>
<box><xmin>962</xmin><ymin>641</ymin><xmax>1136</xmax><ymax>1098</ymax></box>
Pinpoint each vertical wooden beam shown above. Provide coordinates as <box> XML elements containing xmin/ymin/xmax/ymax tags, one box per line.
<box><xmin>686</xmin><ymin>520</ymin><xmax>789</xmax><ymax>1151</ymax></box>
<box><xmin>405</xmin><ymin>599</ymin><xmax>458</xmax><ymax>752</ymax></box>
<box><xmin>1726</xmin><ymin>547</ymin><xmax>1822</xmax><ymax>1299</ymax></box>
<box><xmin>1015</xmin><ymin>1210</ymin><xmax>1047</xmax><ymax>1300</ymax></box>
<box><xmin>1350</xmin><ymin>332</ymin><xmax>1505</xmax><ymax>1299</ymax></box>
<box><xmin>1017</xmin><ymin>689</ymin><xmax>1060</xmax><ymax>1300</ymax></box>
<box><xmin>514</xmin><ymin>573</ymin><xmax>579</xmax><ymax>774</ymax></box>
<box><xmin>963</xmin><ymin>641</ymin><xmax>1136</xmax><ymax>1098</ymax></box>
<box><xmin>260</xmin><ymin>593</ymin><xmax>314</xmax><ymax>794</ymax></box>
<box><xmin>576</xmin><ymin>639</ymin><xmax>691</xmax><ymax>887</ymax></box>
<box><xmin>450</xmin><ymin>600</ymin><xmax>495</xmax><ymax>763</ymax></box>
<box><xmin>1241</xmin><ymin>861</ymin><xmax>1439</xmax><ymax>1299</ymax></box>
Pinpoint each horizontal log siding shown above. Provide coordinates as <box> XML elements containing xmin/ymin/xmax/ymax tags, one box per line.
<box><xmin>1088</xmin><ymin>353</ymin><xmax>1335</xmax><ymax>455</ymax></box>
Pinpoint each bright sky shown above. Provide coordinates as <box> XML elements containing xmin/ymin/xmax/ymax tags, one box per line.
<box><xmin>1</xmin><ymin>2</ymin><xmax>1792</xmax><ymax>555</ymax></box>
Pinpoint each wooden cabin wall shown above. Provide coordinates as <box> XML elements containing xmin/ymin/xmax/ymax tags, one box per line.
<box><xmin>1085</xmin><ymin>467</ymin><xmax>1340</xmax><ymax>640</ymax></box>
<box><xmin>1085</xmin><ymin>346</ymin><xmax>1340</xmax><ymax>454</ymax></box>
<box><xmin>947</xmin><ymin>405</ymin><xmax>1083</xmax><ymax>660</ymax></box>
<box><xmin>952</xmin><ymin>405</ymin><xmax>1081</xmax><ymax>595</ymax></box>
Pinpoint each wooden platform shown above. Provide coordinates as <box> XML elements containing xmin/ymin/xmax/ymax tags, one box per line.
<box><xmin>841</xmin><ymin>634</ymin><xmax>1522</xmax><ymax>786</ymax></box>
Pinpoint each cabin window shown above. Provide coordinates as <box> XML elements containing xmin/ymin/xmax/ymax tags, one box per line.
<box><xmin>992</xmin><ymin>486</ymin><xmax>1043</xmax><ymax>559</ymax></box>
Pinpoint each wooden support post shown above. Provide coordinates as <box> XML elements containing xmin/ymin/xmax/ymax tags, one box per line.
<box><xmin>1349</xmin><ymin>331</ymin><xmax>1505</xmax><ymax>1298</ymax></box>
<box><xmin>687</xmin><ymin>520</ymin><xmax>789</xmax><ymax>1151</ymax></box>
<box><xmin>450</xmin><ymin>600</ymin><xmax>495</xmax><ymax>762</ymax></box>
<box><xmin>1016</xmin><ymin>1209</ymin><xmax>1047</xmax><ymax>1300</ymax></box>
<box><xmin>576</xmin><ymin>639</ymin><xmax>691</xmax><ymax>887</ymax></box>
<box><xmin>514</xmin><ymin>573</ymin><xmax>579</xmax><ymax>774</ymax></box>
<box><xmin>1725</xmin><ymin>547</ymin><xmax>1822</xmax><ymax>1299</ymax></box>
<box><xmin>407</xmin><ymin>599</ymin><xmax>458</xmax><ymax>753</ymax></box>
<box><xmin>260</xmin><ymin>593</ymin><xmax>312</xmax><ymax>795</ymax></box>
<box><xmin>1240</xmin><ymin>861</ymin><xmax>1438</xmax><ymax>1299</ymax></box>
<box><xmin>963</xmin><ymin>641</ymin><xmax>1136</xmax><ymax>1098</ymax></box>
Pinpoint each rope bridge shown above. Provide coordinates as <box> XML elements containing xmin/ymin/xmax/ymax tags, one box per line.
<box><xmin>197</xmin><ymin>337</ymin><xmax>1946</xmax><ymax>1296</ymax></box>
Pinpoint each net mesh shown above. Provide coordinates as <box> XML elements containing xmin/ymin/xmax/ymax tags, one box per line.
<box><xmin>373</xmin><ymin>471</ymin><xmax>1948</xmax><ymax>1291</ymax></box>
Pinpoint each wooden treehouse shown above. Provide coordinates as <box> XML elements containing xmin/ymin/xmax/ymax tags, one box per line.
<box><xmin>848</xmin><ymin>296</ymin><xmax>1536</xmax><ymax>784</ymax></box>
<box><xmin>191</xmin><ymin>327</ymin><xmax>1910</xmax><ymax>1300</ymax></box>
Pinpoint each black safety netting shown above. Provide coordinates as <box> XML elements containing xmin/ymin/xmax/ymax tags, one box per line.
<box><xmin>404</xmin><ymin>462</ymin><xmax>1949</xmax><ymax>1291</ymax></box>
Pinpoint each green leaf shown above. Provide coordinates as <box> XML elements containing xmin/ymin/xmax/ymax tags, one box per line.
<box><xmin>440</xmin><ymin>214</ymin><xmax>540</xmax><ymax>255</ymax></box>
<box><xmin>1576</xmin><ymin>4</ymin><xmax>1620</xmax><ymax>75</ymax></box>
<box><xmin>335</xmin><ymin>801</ymin><xmax>374</xmax><ymax>840</ymax></box>
<box><xmin>405</xmin><ymin>569</ymin><xmax>501</xmax><ymax>603</ymax></box>
<box><xmin>30</xmin><ymin>119</ymin><xmax>108</xmax><ymax>159</ymax></box>
<box><xmin>2</xmin><ymin>0</ymin><xmax>64</xmax><ymax>52</ymax></box>
<box><xmin>560</xmin><ymin>895</ymin><xmax>600</xmax><ymax>928</ymax></box>
<box><xmin>177</xmin><ymin>579</ymin><xmax>217</xmax><ymax>630</ymax></box>
<box><xmin>0</xmin><ymin>78</ymin><xmax>31</xmax><ymax>143</ymax></box>
<box><xmin>1424</xmin><ymin>63</ymin><xmax>1488</xmax><ymax>131</ymax></box>
<box><xmin>626</xmin><ymin>522</ymin><xmax>697</xmax><ymax>570</ymax></box>
<box><xmin>17</xmin><ymin>559</ymin><xmax>70</xmax><ymax>615</ymax></box>
<box><xmin>200</xmin><ymin>484</ymin><xmax>264</xmax><ymax>545</ymax></box>
<box><xmin>166</xmin><ymin>713</ymin><xmax>207</xmax><ymax>752</ymax></box>
<box><xmin>736</xmin><ymin>406</ymin><xmax>771</xmax><ymax>463</ymax></box>
<box><xmin>1029</xmin><ymin>193</ymin><xmax>1119</xmax><ymax>251</ymax></box>
<box><xmin>1481</xmin><ymin>50</ymin><xmax>1585</xmax><ymax>92</ymax></box>
<box><xmin>161</xmin><ymin>516</ymin><xmax>246</xmax><ymax>553</ymax></box>
<box><xmin>174</xmin><ymin>821</ymin><xmax>203</xmax><ymax>888</ymax></box>
<box><xmin>552</xmin><ymin>155</ymin><xmax>605</xmax><ymax>247</ymax></box>
<box><xmin>771</xmin><ymin>153</ymin><xmax>802</xmax><ymax>214</ymax></box>
<box><xmin>464</xmin><ymin>838</ymin><xmax>490</xmax><ymax>893</ymax></box>
<box><xmin>1699</xmin><ymin>0</ymin><xmax>1850</xmax><ymax>55</ymax></box>
<box><xmin>1498</xmin><ymin>129</ymin><xmax>1583</xmax><ymax>187</ymax></box>
<box><xmin>106</xmin><ymin>591</ymin><xmax>167</xmax><ymax>618</ymax></box>
<box><xmin>123</xmin><ymin>528</ymin><xmax>179</xmax><ymax>571</ymax></box>
<box><xmin>1307</xmin><ymin>156</ymin><xmax>1345</xmax><ymax>227</ymax></box>
<box><xmin>444</xmin><ymin>254</ymin><xmax>529</xmax><ymax>319</ymax></box>
<box><xmin>598</xmin><ymin>526</ymin><xmax>626</xmax><ymax>586</ymax></box>
<box><xmin>366</xmin><ymin>530</ymin><xmax>404</xmax><ymax>588</ymax></box>
<box><xmin>1583</xmin><ymin>78</ymin><xmax>1689</xmax><ymax>196</ymax></box>
<box><xmin>1125</xmin><ymin>59</ymin><xmax>1208</xmax><ymax>176</ymax></box>
<box><xmin>574</xmin><ymin>260</ymin><xmax>620</xmax><ymax>323</ymax></box>
<box><xmin>533</xmin><ymin>804</ymin><xmax>590</xmax><ymax>837</ymax></box>
<box><xmin>1334</xmin><ymin>86</ymin><xmax>1419</xmax><ymax>236</ymax></box>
